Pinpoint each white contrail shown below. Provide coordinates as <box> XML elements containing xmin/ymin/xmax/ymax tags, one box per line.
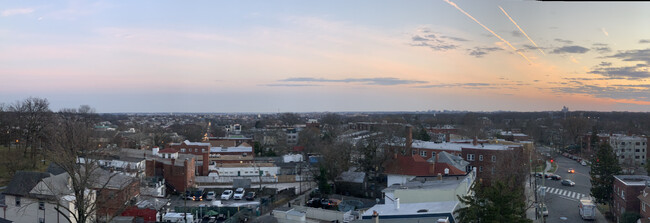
<box><xmin>443</xmin><ymin>0</ymin><xmax>532</xmax><ymax>64</ymax></box>
<box><xmin>499</xmin><ymin>6</ymin><xmax>545</xmax><ymax>56</ymax></box>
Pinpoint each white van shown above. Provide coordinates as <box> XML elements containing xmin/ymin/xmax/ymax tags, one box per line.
<box><xmin>579</xmin><ymin>197</ymin><xmax>596</xmax><ymax>220</ymax></box>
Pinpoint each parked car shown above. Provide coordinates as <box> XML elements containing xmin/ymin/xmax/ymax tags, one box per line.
<box><xmin>320</xmin><ymin>199</ymin><xmax>341</xmax><ymax>209</ymax></box>
<box><xmin>221</xmin><ymin>190</ymin><xmax>233</xmax><ymax>200</ymax></box>
<box><xmin>534</xmin><ymin>172</ymin><xmax>543</xmax><ymax>178</ymax></box>
<box><xmin>181</xmin><ymin>191</ymin><xmax>193</xmax><ymax>200</ymax></box>
<box><xmin>568</xmin><ymin>168</ymin><xmax>575</xmax><ymax>173</ymax></box>
<box><xmin>562</xmin><ymin>179</ymin><xmax>576</xmax><ymax>186</ymax></box>
<box><xmin>206</xmin><ymin>191</ymin><xmax>216</xmax><ymax>201</ymax></box>
<box><xmin>193</xmin><ymin>190</ymin><xmax>205</xmax><ymax>201</ymax></box>
<box><xmin>245</xmin><ymin>191</ymin><xmax>256</xmax><ymax>201</ymax></box>
<box><xmin>551</xmin><ymin>175</ymin><xmax>562</xmax><ymax>181</ymax></box>
<box><xmin>307</xmin><ymin>198</ymin><xmax>322</xmax><ymax>208</ymax></box>
<box><xmin>233</xmin><ymin>188</ymin><xmax>245</xmax><ymax>200</ymax></box>
<box><xmin>539</xmin><ymin>204</ymin><xmax>549</xmax><ymax>216</ymax></box>
<box><xmin>581</xmin><ymin>161</ymin><xmax>587</xmax><ymax>166</ymax></box>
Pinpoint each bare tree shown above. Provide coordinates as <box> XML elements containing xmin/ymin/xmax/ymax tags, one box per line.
<box><xmin>8</xmin><ymin>97</ymin><xmax>52</xmax><ymax>166</ymax></box>
<box><xmin>44</xmin><ymin>106</ymin><xmax>138</xmax><ymax>223</ymax></box>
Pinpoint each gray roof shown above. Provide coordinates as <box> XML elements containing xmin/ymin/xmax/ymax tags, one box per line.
<box><xmin>428</xmin><ymin>151</ymin><xmax>469</xmax><ymax>172</ymax></box>
<box><xmin>47</xmin><ymin>163</ymin><xmax>66</xmax><ymax>175</ymax></box>
<box><xmin>2</xmin><ymin>171</ymin><xmax>51</xmax><ymax>197</ymax></box>
<box><xmin>29</xmin><ymin>173</ymin><xmax>73</xmax><ymax>200</ymax></box>
<box><xmin>90</xmin><ymin>168</ymin><xmax>137</xmax><ymax>190</ymax></box>
<box><xmin>0</xmin><ymin>217</ymin><xmax>13</xmax><ymax>223</ymax></box>
<box><xmin>336</xmin><ymin>170</ymin><xmax>366</xmax><ymax>183</ymax></box>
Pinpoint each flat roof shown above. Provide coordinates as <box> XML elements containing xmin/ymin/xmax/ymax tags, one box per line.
<box><xmin>615</xmin><ymin>175</ymin><xmax>650</xmax><ymax>186</ymax></box>
<box><xmin>411</xmin><ymin>140</ymin><xmax>515</xmax><ymax>151</ymax></box>
<box><xmin>383</xmin><ymin>174</ymin><xmax>473</xmax><ymax>193</ymax></box>
<box><xmin>362</xmin><ymin>201</ymin><xmax>458</xmax><ymax>217</ymax></box>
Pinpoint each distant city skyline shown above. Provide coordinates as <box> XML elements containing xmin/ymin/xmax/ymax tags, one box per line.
<box><xmin>2</xmin><ymin>1</ymin><xmax>650</xmax><ymax>113</ymax></box>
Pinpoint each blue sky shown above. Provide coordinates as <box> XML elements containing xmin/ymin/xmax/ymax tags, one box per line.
<box><xmin>2</xmin><ymin>0</ymin><xmax>650</xmax><ymax>112</ymax></box>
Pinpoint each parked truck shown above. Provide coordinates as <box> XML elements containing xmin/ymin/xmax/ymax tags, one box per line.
<box><xmin>579</xmin><ymin>197</ymin><xmax>596</xmax><ymax>220</ymax></box>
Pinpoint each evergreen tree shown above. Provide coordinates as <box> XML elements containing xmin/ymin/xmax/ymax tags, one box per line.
<box><xmin>590</xmin><ymin>142</ymin><xmax>621</xmax><ymax>210</ymax></box>
<box><xmin>418</xmin><ymin>127</ymin><xmax>431</xmax><ymax>141</ymax></box>
<box><xmin>455</xmin><ymin>179</ymin><xmax>531</xmax><ymax>223</ymax></box>
<box><xmin>316</xmin><ymin>167</ymin><xmax>331</xmax><ymax>195</ymax></box>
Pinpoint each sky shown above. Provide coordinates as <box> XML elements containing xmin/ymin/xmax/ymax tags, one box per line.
<box><xmin>1</xmin><ymin>0</ymin><xmax>650</xmax><ymax>113</ymax></box>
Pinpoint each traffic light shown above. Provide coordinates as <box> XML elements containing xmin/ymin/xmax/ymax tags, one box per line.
<box><xmin>550</xmin><ymin>159</ymin><xmax>554</xmax><ymax>163</ymax></box>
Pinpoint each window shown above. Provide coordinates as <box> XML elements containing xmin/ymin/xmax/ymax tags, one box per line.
<box><xmin>39</xmin><ymin>218</ymin><xmax>44</xmax><ymax>223</ymax></box>
<box><xmin>202</xmin><ymin>149</ymin><xmax>206</xmax><ymax>153</ymax></box>
<box><xmin>479</xmin><ymin>155</ymin><xmax>483</xmax><ymax>161</ymax></box>
<box><xmin>431</xmin><ymin>152</ymin><xmax>436</xmax><ymax>158</ymax></box>
<box><xmin>467</xmin><ymin>154</ymin><xmax>475</xmax><ymax>161</ymax></box>
<box><xmin>641</xmin><ymin>202</ymin><xmax>645</xmax><ymax>212</ymax></box>
<box><xmin>622</xmin><ymin>142</ymin><xmax>625</xmax><ymax>145</ymax></box>
<box><xmin>636</xmin><ymin>149</ymin><xmax>640</xmax><ymax>152</ymax></box>
<box><xmin>412</xmin><ymin>150</ymin><xmax>417</xmax><ymax>155</ymax></box>
<box><xmin>492</xmin><ymin>155</ymin><xmax>496</xmax><ymax>162</ymax></box>
<box><xmin>180</xmin><ymin>149</ymin><xmax>186</xmax><ymax>153</ymax></box>
<box><xmin>420</xmin><ymin>150</ymin><xmax>427</xmax><ymax>157</ymax></box>
<box><xmin>15</xmin><ymin>197</ymin><xmax>20</xmax><ymax>206</ymax></box>
<box><xmin>637</xmin><ymin>142</ymin><xmax>641</xmax><ymax>146</ymax></box>
<box><xmin>39</xmin><ymin>201</ymin><xmax>45</xmax><ymax>210</ymax></box>
<box><xmin>622</xmin><ymin>190</ymin><xmax>625</xmax><ymax>199</ymax></box>
<box><xmin>479</xmin><ymin>166</ymin><xmax>483</xmax><ymax>172</ymax></box>
<box><xmin>491</xmin><ymin>167</ymin><xmax>495</xmax><ymax>174</ymax></box>
<box><xmin>636</xmin><ymin>156</ymin><xmax>640</xmax><ymax>159</ymax></box>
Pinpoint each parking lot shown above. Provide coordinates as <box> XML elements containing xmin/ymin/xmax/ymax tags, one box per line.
<box><xmin>170</xmin><ymin>194</ymin><xmax>261</xmax><ymax>208</ymax></box>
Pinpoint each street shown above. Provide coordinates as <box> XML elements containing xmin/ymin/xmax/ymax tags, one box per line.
<box><xmin>536</xmin><ymin>154</ymin><xmax>607</xmax><ymax>222</ymax></box>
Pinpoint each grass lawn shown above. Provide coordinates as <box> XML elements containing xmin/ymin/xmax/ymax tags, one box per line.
<box><xmin>533</xmin><ymin>163</ymin><xmax>547</xmax><ymax>172</ymax></box>
<box><xmin>549</xmin><ymin>161</ymin><xmax>558</xmax><ymax>173</ymax></box>
<box><xmin>0</xmin><ymin>145</ymin><xmax>50</xmax><ymax>187</ymax></box>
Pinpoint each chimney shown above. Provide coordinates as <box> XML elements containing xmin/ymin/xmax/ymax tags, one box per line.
<box><xmin>472</xmin><ymin>137</ymin><xmax>478</xmax><ymax>146</ymax></box>
<box><xmin>144</xmin><ymin>152</ymin><xmax>147</xmax><ymax>159</ymax></box>
<box><xmin>429</xmin><ymin>162</ymin><xmax>435</xmax><ymax>175</ymax></box>
<box><xmin>202</xmin><ymin>152</ymin><xmax>209</xmax><ymax>176</ymax></box>
<box><xmin>406</xmin><ymin>125</ymin><xmax>413</xmax><ymax>149</ymax></box>
<box><xmin>437</xmin><ymin>173</ymin><xmax>442</xmax><ymax>181</ymax></box>
<box><xmin>395</xmin><ymin>198</ymin><xmax>400</xmax><ymax>210</ymax></box>
<box><xmin>435</xmin><ymin>152</ymin><xmax>439</xmax><ymax>163</ymax></box>
<box><xmin>171</xmin><ymin>158</ymin><xmax>176</xmax><ymax>167</ymax></box>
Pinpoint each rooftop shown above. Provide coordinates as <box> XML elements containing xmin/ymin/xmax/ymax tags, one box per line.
<box><xmin>361</xmin><ymin>201</ymin><xmax>458</xmax><ymax>218</ymax></box>
<box><xmin>2</xmin><ymin>171</ymin><xmax>51</xmax><ymax>197</ymax></box>
<box><xmin>411</xmin><ymin>140</ymin><xmax>515</xmax><ymax>151</ymax></box>
<box><xmin>614</xmin><ymin>175</ymin><xmax>650</xmax><ymax>186</ymax></box>
<box><xmin>169</xmin><ymin>140</ymin><xmax>211</xmax><ymax>147</ymax></box>
<box><xmin>383</xmin><ymin>173</ymin><xmax>474</xmax><ymax>193</ymax></box>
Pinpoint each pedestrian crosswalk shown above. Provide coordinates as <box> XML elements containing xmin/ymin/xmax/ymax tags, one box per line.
<box><xmin>539</xmin><ymin>186</ymin><xmax>587</xmax><ymax>200</ymax></box>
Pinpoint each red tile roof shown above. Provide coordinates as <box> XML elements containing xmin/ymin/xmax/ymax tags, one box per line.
<box><xmin>434</xmin><ymin>163</ymin><xmax>466</xmax><ymax>175</ymax></box>
<box><xmin>384</xmin><ymin>155</ymin><xmax>432</xmax><ymax>176</ymax></box>
<box><xmin>158</xmin><ymin>148</ymin><xmax>177</xmax><ymax>153</ymax></box>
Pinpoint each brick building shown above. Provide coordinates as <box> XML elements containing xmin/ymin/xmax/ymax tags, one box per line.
<box><xmin>638</xmin><ymin>187</ymin><xmax>650</xmax><ymax>223</ymax></box>
<box><xmin>612</xmin><ymin>175</ymin><xmax>650</xmax><ymax>219</ymax></box>
<box><xmin>409</xmin><ymin>139</ymin><xmax>524</xmax><ymax>184</ymax></box>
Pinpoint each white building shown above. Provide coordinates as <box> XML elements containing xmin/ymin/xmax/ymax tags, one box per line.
<box><xmin>1</xmin><ymin>171</ymin><xmax>96</xmax><ymax>223</ymax></box>
<box><xmin>609</xmin><ymin>135</ymin><xmax>648</xmax><ymax>166</ymax></box>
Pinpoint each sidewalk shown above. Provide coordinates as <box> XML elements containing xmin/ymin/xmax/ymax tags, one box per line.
<box><xmin>525</xmin><ymin>161</ymin><xmax>552</xmax><ymax>222</ymax></box>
